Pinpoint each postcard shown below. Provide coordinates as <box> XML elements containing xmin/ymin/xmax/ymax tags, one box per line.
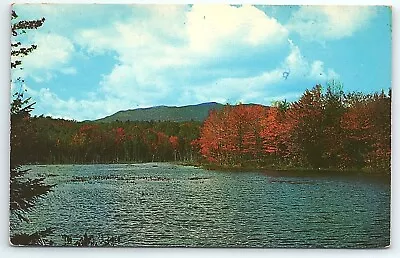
<box><xmin>10</xmin><ymin>4</ymin><xmax>391</xmax><ymax>248</ymax></box>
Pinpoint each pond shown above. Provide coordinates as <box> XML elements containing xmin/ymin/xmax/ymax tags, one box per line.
<box><xmin>11</xmin><ymin>163</ymin><xmax>390</xmax><ymax>248</ymax></box>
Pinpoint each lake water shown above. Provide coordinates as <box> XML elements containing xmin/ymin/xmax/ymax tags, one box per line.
<box><xmin>11</xmin><ymin>163</ymin><xmax>390</xmax><ymax>248</ymax></box>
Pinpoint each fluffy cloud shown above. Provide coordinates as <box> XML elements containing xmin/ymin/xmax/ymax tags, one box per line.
<box><xmin>14</xmin><ymin>33</ymin><xmax>76</xmax><ymax>82</ymax></box>
<box><xmin>284</xmin><ymin>39</ymin><xmax>339</xmax><ymax>81</ymax></box>
<box><xmin>74</xmin><ymin>4</ymin><xmax>294</xmax><ymax>109</ymax></box>
<box><xmin>78</xmin><ymin>5</ymin><xmax>288</xmax><ymax>55</ymax></box>
<box><xmin>29</xmin><ymin>87</ymin><xmax>136</xmax><ymax>121</ymax></box>
<box><xmin>175</xmin><ymin>39</ymin><xmax>339</xmax><ymax>106</ymax></box>
<box><xmin>24</xmin><ymin>34</ymin><xmax>74</xmax><ymax>68</ymax></box>
<box><xmin>309</xmin><ymin>60</ymin><xmax>339</xmax><ymax>81</ymax></box>
<box><xmin>186</xmin><ymin>5</ymin><xmax>288</xmax><ymax>53</ymax></box>
<box><xmin>99</xmin><ymin>63</ymin><xmax>169</xmax><ymax>107</ymax></box>
<box><xmin>286</xmin><ymin>6</ymin><xmax>377</xmax><ymax>41</ymax></box>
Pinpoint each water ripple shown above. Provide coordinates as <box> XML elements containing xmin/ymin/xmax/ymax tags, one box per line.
<box><xmin>11</xmin><ymin>163</ymin><xmax>390</xmax><ymax>248</ymax></box>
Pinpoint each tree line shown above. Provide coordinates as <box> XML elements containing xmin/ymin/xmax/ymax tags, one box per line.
<box><xmin>15</xmin><ymin>82</ymin><xmax>391</xmax><ymax>174</ymax></box>
<box><xmin>197</xmin><ymin>83</ymin><xmax>391</xmax><ymax>173</ymax></box>
<box><xmin>15</xmin><ymin>117</ymin><xmax>202</xmax><ymax>164</ymax></box>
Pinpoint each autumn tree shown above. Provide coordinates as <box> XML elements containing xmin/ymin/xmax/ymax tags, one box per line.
<box><xmin>340</xmin><ymin>94</ymin><xmax>373</xmax><ymax>168</ymax></box>
<box><xmin>285</xmin><ymin>85</ymin><xmax>325</xmax><ymax>168</ymax></box>
<box><xmin>340</xmin><ymin>90</ymin><xmax>391</xmax><ymax>171</ymax></box>
<box><xmin>169</xmin><ymin>135</ymin><xmax>179</xmax><ymax>161</ymax></box>
<box><xmin>198</xmin><ymin>104</ymin><xmax>270</xmax><ymax>167</ymax></box>
<box><xmin>259</xmin><ymin>106</ymin><xmax>291</xmax><ymax>164</ymax></box>
<box><xmin>366</xmin><ymin>90</ymin><xmax>391</xmax><ymax>171</ymax></box>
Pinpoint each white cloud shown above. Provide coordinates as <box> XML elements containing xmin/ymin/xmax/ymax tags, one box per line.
<box><xmin>176</xmin><ymin>40</ymin><xmax>339</xmax><ymax>105</ymax></box>
<box><xmin>29</xmin><ymin>87</ymin><xmax>136</xmax><ymax>121</ymax></box>
<box><xmin>186</xmin><ymin>5</ymin><xmax>288</xmax><ymax>53</ymax></box>
<box><xmin>74</xmin><ymin>4</ymin><xmax>292</xmax><ymax>109</ymax></box>
<box><xmin>60</xmin><ymin>67</ymin><xmax>77</xmax><ymax>75</ymax></box>
<box><xmin>287</xmin><ymin>6</ymin><xmax>377</xmax><ymax>41</ymax></box>
<box><xmin>78</xmin><ymin>4</ymin><xmax>288</xmax><ymax>55</ymax></box>
<box><xmin>43</xmin><ymin>113</ymin><xmax>75</xmax><ymax>121</ymax></box>
<box><xmin>99</xmin><ymin>63</ymin><xmax>169</xmax><ymax>108</ymax></box>
<box><xmin>283</xmin><ymin>39</ymin><xmax>308</xmax><ymax>76</ymax></box>
<box><xmin>309</xmin><ymin>60</ymin><xmax>340</xmax><ymax>81</ymax></box>
<box><xmin>24</xmin><ymin>33</ymin><xmax>74</xmax><ymax>69</ymax></box>
<box><xmin>14</xmin><ymin>33</ymin><xmax>76</xmax><ymax>82</ymax></box>
<box><xmin>283</xmin><ymin>39</ymin><xmax>339</xmax><ymax>82</ymax></box>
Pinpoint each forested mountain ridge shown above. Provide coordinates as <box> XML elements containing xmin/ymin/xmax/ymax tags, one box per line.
<box><xmin>95</xmin><ymin>102</ymin><xmax>225</xmax><ymax>122</ymax></box>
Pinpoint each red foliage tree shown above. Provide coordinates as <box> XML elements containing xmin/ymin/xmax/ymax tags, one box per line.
<box><xmin>259</xmin><ymin>106</ymin><xmax>291</xmax><ymax>159</ymax></box>
<box><xmin>198</xmin><ymin>104</ymin><xmax>269</xmax><ymax>166</ymax></box>
<box><xmin>340</xmin><ymin>91</ymin><xmax>391</xmax><ymax>170</ymax></box>
<box><xmin>169</xmin><ymin>136</ymin><xmax>179</xmax><ymax>161</ymax></box>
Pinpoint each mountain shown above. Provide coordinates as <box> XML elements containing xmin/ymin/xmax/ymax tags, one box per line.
<box><xmin>95</xmin><ymin>102</ymin><xmax>225</xmax><ymax>123</ymax></box>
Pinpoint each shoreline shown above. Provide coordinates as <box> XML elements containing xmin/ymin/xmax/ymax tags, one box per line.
<box><xmin>24</xmin><ymin>161</ymin><xmax>391</xmax><ymax>181</ymax></box>
<box><xmin>178</xmin><ymin>162</ymin><xmax>391</xmax><ymax>180</ymax></box>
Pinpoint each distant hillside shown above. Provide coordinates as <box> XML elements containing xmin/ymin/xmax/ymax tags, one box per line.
<box><xmin>95</xmin><ymin>102</ymin><xmax>225</xmax><ymax>123</ymax></box>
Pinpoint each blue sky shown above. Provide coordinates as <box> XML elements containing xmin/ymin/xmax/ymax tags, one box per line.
<box><xmin>11</xmin><ymin>4</ymin><xmax>391</xmax><ymax>121</ymax></box>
